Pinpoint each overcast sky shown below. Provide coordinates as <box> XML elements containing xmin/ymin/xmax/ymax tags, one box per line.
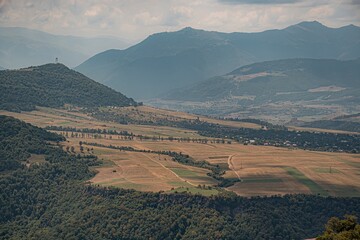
<box><xmin>0</xmin><ymin>0</ymin><xmax>359</xmax><ymax>43</ymax></box>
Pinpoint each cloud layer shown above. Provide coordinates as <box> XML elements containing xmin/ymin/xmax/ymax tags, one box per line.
<box><xmin>218</xmin><ymin>0</ymin><xmax>303</xmax><ymax>4</ymax></box>
<box><xmin>0</xmin><ymin>0</ymin><xmax>359</xmax><ymax>43</ymax></box>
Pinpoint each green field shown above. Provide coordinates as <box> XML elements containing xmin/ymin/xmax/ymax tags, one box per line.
<box><xmin>312</xmin><ymin>168</ymin><xmax>341</xmax><ymax>174</ymax></box>
<box><xmin>168</xmin><ymin>186</ymin><xmax>219</xmax><ymax>196</ymax></box>
<box><xmin>283</xmin><ymin>167</ymin><xmax>328</xmax><ymax>196</ymax></box>
<box><xmin>242</xmin><ymin>178</ymin><xmax>283</xmax><ymax>183</ymax></box>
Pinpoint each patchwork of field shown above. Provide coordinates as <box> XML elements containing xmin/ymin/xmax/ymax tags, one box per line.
<box><xmin>2</xmin><ymin>107</ymin><xmax>360</xmax><ymax>197</ymax></box>
<box><xmin>62</xmin><ymin>135</ymin><xmax>360</xmax><ymax>197</ymax></box>
<box><xmin>64</xmin><ymin>138</ymin><xmax>219</xmax><ymax>196</ymax></box>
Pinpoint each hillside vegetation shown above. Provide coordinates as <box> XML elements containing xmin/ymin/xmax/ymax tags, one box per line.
<box><xmin>76</xmin><ymin>21</ymin><xmax>360</xmax><ymax>98</ymax></box>
<box><xmin>0</xmin><ymin>115</ymin><xmax>64</xmax><ymax>171</ymax></box>
<box><xmin>1</xmin><ymin>116</ymin><xmax>360</xmax><ymax>239</ymax></box>
<box><xmin>0</xmin><ymin>63</ymin><xmax>137</xmax><ymax>112</ymax></box>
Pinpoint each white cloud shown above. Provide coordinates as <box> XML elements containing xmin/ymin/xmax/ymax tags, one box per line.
<box><xmin>0</xmin><ymin>0</ymin><xmax>358</xmax><ymax>43</ymax></box>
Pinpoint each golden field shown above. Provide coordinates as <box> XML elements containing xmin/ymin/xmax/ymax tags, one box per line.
<box><xmin>1</xmin><ymin>107</ymin><xmax>359</xmax><ymax>197</ymax></box>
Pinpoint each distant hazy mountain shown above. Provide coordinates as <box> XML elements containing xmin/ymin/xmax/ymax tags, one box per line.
<box><xmin>76</xmin><ymin>21</ymin><xmax>360</xmax><ymax>99</ymax></box>
<box><xmin>0</xmin><ymin>63</ymin><xmax>137</xmax><ymax>112</ymax></box>
<box><xmin>0</xmin><ymin>27</ymin><xmax>130</xmax><ymax>69</ymax></box>
<box><xmin>0</xmin><ymin>66</ymin><xmax>4</xmax><ymax>70</ymax></box>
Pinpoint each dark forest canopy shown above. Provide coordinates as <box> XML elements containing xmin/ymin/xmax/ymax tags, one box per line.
<box><xmin>1</xmin><ymin>115</ymin><xmax>360</xmax><ymax>239</ymax></box>
<box><xmin>0</xmin><ymin>115</ymin><xmax>64</xmax><ymax>171</ymax></box>
<box><xmin>0</xmin><ymin>63</ymin><xmax>138</xmax><ymax>112</ymax></box>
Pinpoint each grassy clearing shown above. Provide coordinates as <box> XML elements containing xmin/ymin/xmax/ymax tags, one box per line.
<box><xmin>95</xmin><ymin>178</ymin><xmax>126</xmax><ymax>186</ymax></box>
<box><xmin>242</xmin><ymin>178</ymin><xmax>283</xmax><ymax>183</ymax></box>
<box><xmin>168</xmin><ymin>186</ymin><xmax>219</xmax><ymax>196</ymax></box>
<box><xmin>312</xmin><ymin>168</ymin><xmax>341</xmax><ymax>174</ymax></box>
<box><xmin>168</xmin><ymin>181</ymin><xmax>194</xmax><ymax>188</ymax></box>
<box><xmin>170</xmin><ymin>168</ymin><xmax>200</xmax><ymax>177</ymax></box>
<box><xmin>169</xmin><ymin>168</ymin><xmax>218</xmax><ymax>184</ymax></box>
<box><xmin>23</xmin><ymin>154</ymin><xmax>46</xmax><ymax>167</ymax></box>
<box><xmin>112</xmin><ymin>182</ymin><xmax>147</xmax><ymax>190</ymax></box>
<box><xmin>283</xmin><ymin>167</ymin><xmax>328</xmax><ymax>196</ymax></box>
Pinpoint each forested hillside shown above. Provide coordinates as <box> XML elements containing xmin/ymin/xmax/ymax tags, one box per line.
<box><xmin>0</xmin><ymin>63</ymin><xmax>137</xmax><ymax>111</ymax></box>
<box><xmin>0</xmin><ymin>115</ymin><xmax>64</xmax><ymax>171</ymax></box>
<box><xmin>1</xmin><ymin>116</ymin><xmax>360</xmax><ymax>239</ymax></box>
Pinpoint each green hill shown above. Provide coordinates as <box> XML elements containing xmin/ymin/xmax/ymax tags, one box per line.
<box><xmin>0</xmin><ymin>63</ymin><xmax>137</xmax><ymax>112</ymax></box>
<box><xmin>75</xmin><ymin>21</ymin><xmax>360</xmax><ymax>99</ymax></box>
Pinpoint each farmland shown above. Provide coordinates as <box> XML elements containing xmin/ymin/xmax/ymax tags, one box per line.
<box><xmin>1</xmin><ymin>107</ymin><xmax>360</xmax><ymax>197</ymax></box>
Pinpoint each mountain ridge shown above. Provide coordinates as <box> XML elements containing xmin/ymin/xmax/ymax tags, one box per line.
<box><xmin>155</xmin><ymin>58</ymin><xmax>360</xmax><ymax>122</ymax></box>
<box><xmin>75</xmin><ymin>21</ymin><xmax>360</xmax><ymax>99</ymax></box>
<box><xmin>0</xmin><ymin>27</ymin><xmax>131</xmax><ymax>69</ymax></box>
<box><xmin>165</xmin><ymin>58</ymin><xmax>360</xmax><ymax>101</ymax></box>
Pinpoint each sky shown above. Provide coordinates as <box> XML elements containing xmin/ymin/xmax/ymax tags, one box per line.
<box><xmin>0</xmin><ymin>0</ymin><xmax>359</xmax><ymax>43</ymax></box>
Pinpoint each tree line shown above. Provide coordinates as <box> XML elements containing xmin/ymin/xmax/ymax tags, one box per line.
<box><xmin>87</xmin><ymin>108</ymin><xmax>360</xmax><ymax>153</ymax></box>
<box><xmin>46</xmin><ymin>125</ymin><xmax>232</xmax><ymax>144</ymax></box>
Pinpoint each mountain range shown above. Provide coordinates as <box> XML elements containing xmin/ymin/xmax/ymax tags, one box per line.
<box><xmin>153</xmin><ymin>58</ymin><xmax>360</xmax><ymax>123</ymax></box>
<box><xmin>165</xmin><ymin>58</ymin><xmax>360</xmax><ymax>102</ymax></box>
<box><xmin>0</xmin><ymin>27</ymin><xmax>130</xmax><ymax>69</ymax></box>
<box><xmin>0</xmin><ymin>63</ymin><xmax>137</xmax><ymax>112</ymax></box>
<box><xmin>75</xmin><ymin>21</ymin><xmax>360</xmax><ymax>99</ymax></box>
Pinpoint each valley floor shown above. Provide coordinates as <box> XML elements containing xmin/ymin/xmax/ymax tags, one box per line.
<box><xmin>2</xmin><ymin>107</ymin><xmax>360</xmax><ymax>197</ymax></box>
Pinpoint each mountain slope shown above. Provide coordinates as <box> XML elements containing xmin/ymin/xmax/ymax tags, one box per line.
<box><xmin>300</xmin><ymin>113</ymin><xmax>360</xmax><ymax>133</ymax></box>
<box><xmin>75</xmin><ymin>21</ymin><xmax>360</xmax><ymax>99</ymax></box>
<box><xmin>0</xmin><ymin>66</ymin><xmax>4</xmax><ymax>70</ymax></box>
<box><xmin>166</xmin><ymin>58</ymin><xmax>360</xmax><ymax>102</ymax></box>
<box><xmin>0</xmin><ymin>63</ymin><xmax>137</xmax><ymax>112</ymax></box>
<box><xmin>158</xmin><ymin>58</ymin><xmax>360</xmax><ymax>122</ymax></box>
<box><xmin>0</xmin><ymin>27</ymin><xmax>130</xmax><ymax>69</ymax></box>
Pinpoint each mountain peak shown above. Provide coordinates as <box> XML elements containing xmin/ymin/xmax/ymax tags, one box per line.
<box><xmin>180</xmin><ymin>26</ymin><xmax>197</xmax><ymax>32</ymax></box>
<box><xmin>176</xmin><ymin>26</ymin><xmax>205</xmax><ymax>34</ymax></box>
<box><xmin>287</xmin><ymin>21</ymin><xmax>328</xmax><ymax>31</ymax></box>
